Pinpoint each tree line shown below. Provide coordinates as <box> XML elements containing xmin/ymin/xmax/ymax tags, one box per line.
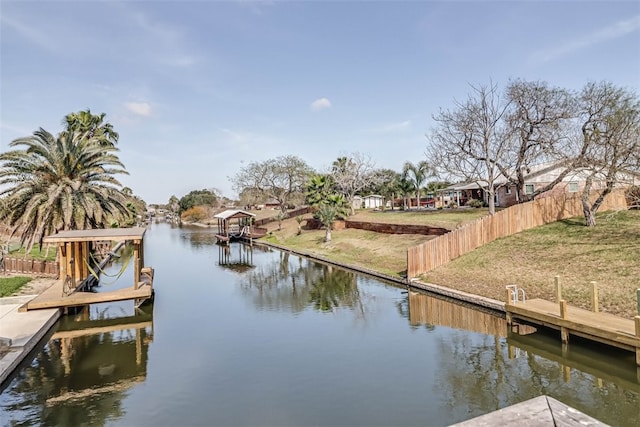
<box><xmin>230</xmin><ymin>80</ymin><xmax>639</xmax><ymax>229</ymax></box>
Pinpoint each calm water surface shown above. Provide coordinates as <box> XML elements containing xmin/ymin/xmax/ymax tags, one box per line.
<box><xmin>1</xmin><ymin>222</ymin><xmax>639</xmax><ymax>426</ymax></box>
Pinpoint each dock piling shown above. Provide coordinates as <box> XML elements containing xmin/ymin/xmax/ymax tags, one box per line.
<box><xmin>560</xmin><ymin>300</ymin><xmax>569</xmax><ymax>343</ymax></box>
<box><xmin>555</xmin><ymin>276</ymin><xmax>562</xmax><ymax>303</ymax></box>
<box><xmin>635</xmin><ymin>316</ymin><xmax>640</xmax><ymax>366</ymax></box>
<box><xmin>591</xmin><ymin>281</ymin><xmax>599</xmax><ymax>313</ymax></box>
<box><xmin>637</xmin><ymin>289</ymin><xmax>639</xmax><ymax>315</ymax></box>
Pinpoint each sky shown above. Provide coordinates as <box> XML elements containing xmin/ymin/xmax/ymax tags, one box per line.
<box><xmin>1</xmin><ymin>1</ymin><xmax>639</xmax><ymax>204</ymax></box>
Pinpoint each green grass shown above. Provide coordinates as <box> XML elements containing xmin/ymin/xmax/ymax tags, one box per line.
<box><xmin>8</xmin><ymin>244</ymin><xmax>57</xmax><ymax>261</ymax></box>
<box><xmin>0</xmin><ymin>276</ymin><xmax>32</xmax><ymax>297</ymax></box>
<box><xmin>423</xmin><ymin>210</ymin><xmax>640</xmax><ymax>318</ymax></box>
<box><xmin>352</xmin><ymin>208</ymin><xmax>492</xmax><ymax>229</ymax></box>
<box><xmin>264</xmin><ymin>224</ymin><xmax>434</xmax><ymax>278</ymax></box>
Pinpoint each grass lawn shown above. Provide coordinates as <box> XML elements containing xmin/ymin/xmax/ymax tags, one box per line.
<box><xmin>422</xmin><ymin>210</ymin><xmax>640</xmax><ymax>318</ymax></box>
<box><xmin>262</xmin><ymin>214</ymin><xmax>434</xmax><ymax>277</ymax></box>
<box><xmin>351</xmin><ymin>208</ymin><xmax>491</xmax><ymax>230</ymax></box>
<box><xmin>0</xmin><ymin>276</ymin><xmax>32</xmax><ymax>297</ymax></box>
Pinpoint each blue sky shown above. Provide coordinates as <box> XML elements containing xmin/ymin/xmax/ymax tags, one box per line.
<box><xmin>1</xmin><ymin>1</ymin><xmax>639</xmax><ymax>203</ymax></box>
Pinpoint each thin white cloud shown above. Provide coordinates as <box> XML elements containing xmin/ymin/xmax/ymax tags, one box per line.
<box><xmin>371</xmin><ymin>120</ymin><xmax>412</xmax><ymax>133</ymax></box>
<box><xmin>124</xmin><ymin>102</ymin><xmax>152</xmax><ymax>117</ymax></box>
<box><xmin>531</xmin><ymin>15</ymin><xmax>640</xmax><ymax>64</ymax></box>
<box><xmin>310</xmin><ymin>97</ymin><xmax>332</xmax><ymax>111</ymax></box>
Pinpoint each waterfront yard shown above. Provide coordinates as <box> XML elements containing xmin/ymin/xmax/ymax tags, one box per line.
<box><xmin>263</xmin><ymin>209</ymin><xmax>640</xmax><ymax>318</ymax></box>
<box><xmin>425</xmin><ymin>209</ymin><xmax>640</xmax><ymax>318</ymax></box>
<box><xmin>349</xmin><ymin>207</ymin><xmax>491</xmax><ymax>229</ymax></box>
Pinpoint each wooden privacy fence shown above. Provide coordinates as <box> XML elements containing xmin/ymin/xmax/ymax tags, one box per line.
<box><xmin>407</xmin><ymin>190</ymin><xmax>628</xmax><ymax>279</ymax></box>
<box><xmin>2</xmin><ymin>256</ymin><xmax>59</xmax><ymax>276</ymax></box>
<box><xmin>253</xmin><ymin>206</ymin><xmax>313</xmax><ymax>227</ymax></box>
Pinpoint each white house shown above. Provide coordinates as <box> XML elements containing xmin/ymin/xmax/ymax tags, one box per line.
<box><xmin>362</xmin><ymin>194</ymin><xmax>384</xmax><ymax>209</ymax></box>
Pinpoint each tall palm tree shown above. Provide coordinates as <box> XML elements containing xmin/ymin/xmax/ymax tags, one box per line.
<box><xmin>63</xmin><ymin>109</ymin><xmax>119</xmax><ymax>146</ymax></box>
<box><xmin>402</xmin><ymin>161</ymin><xmax>435</xmax><ymax>209</ymax></box>
<box><xmin>0</xmin><ymin>128</ymin><xmax>130</xmax><ymax>251</ymax></box>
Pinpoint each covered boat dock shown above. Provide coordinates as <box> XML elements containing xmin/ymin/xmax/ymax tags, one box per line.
<box><xmin>214</xmin><ymin>209</ymin><xmax>267</xmax><ymax>245</ymax></box>
<box><xmin>21</xmin><ymin>228</ymin><xmax>154</xmax><ymax>311</ymax></box>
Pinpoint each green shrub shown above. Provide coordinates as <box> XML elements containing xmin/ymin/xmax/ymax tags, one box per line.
<box><xmin>466</xmin><ymin>199</ymin><xmax>484</xmax><ymax>208</ymax></box>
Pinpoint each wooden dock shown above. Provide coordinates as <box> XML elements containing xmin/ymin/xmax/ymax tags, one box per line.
<box><xmin>452</xmin><ymin>395</ymin><xmax>607</xmax><ymax>426</ymax></box>
<box><xmin>506</xmin><ymin>296</ymin><xmax>640</xmax><ymax>366</ymax></box>
<box><xmin>20</xmin><ymin>280</ymin><xmax>153</xmax><ymax>311</ymax></box>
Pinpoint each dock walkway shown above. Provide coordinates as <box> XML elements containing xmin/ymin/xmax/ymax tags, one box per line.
<box><xmin>21</xmin><ymin>280</ymin><xmax>153</xmax><ymax>311</ymax></box>
<box><xmin>0</xmin><ymin>295</ymin><xmax>60</xmax><ymax>386</ymax></box>
<box><xmin>506</xmin><ymin>297</ymin><xmax>640</xmax><ymax>366</ymax></box>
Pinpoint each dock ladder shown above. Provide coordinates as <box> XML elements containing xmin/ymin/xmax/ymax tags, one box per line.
<box><xmin>506</xmin><ymin>284</ymin><xmax>526</xmax><ymax>304</ymax></box>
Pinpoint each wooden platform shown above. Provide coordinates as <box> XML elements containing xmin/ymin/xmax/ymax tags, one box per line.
<box><xmin>452</xmin><ymin>395</ymin><xmax>608</xmax><ymax>426</ymax></box>
<box><xmin>507</xmin><ymin>298</ymin><xmax>640</xmax><ymax>365</ymax></box>
<box><xmin>21</xmin><ymin>280</ymin><xmax>153</xmax><ymax>312</ymax></box>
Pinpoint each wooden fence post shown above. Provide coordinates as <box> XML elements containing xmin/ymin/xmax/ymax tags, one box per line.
<box><xmin>555</xmin><ymin>276</ymin><xmax>562</xmax><ymax>303</ymax></box>
<box><xmin>591</xmin><ymin>281</ymin><xmax>599</xmax><ymax>313</ymax></box>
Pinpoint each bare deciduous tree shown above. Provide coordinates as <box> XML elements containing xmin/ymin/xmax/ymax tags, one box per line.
<box><xmin>577</xmin><ymin>82</ymin><xmax>640</xmax><ymax>226</ymax></box>
<box><xmin>504</xmin><ymin>79</ymin><xmax>577</xmax><ymax>201</ymax></box>
<box><xmin>428</xmin><ymin>82</ymin><xmax>511</xmax><ymax>215</ymax></box>
<box><xmin>230</xmin><ymin>155</ymin><xmax>314</xmax><ymax>213</ymax></box>
<box><xmin>330</xmin><ymin>152</ymin><xmax>380</xmax><ymax>215</ymax></box>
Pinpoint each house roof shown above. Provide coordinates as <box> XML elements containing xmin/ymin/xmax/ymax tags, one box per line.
<box><xmin>442</xmin><ymin>182</ymin><xmax>488</xmax><ymax>191</ymax></box>
<box><xmin>363</xmin><ymin>194</ymin><xmax>383</xmax><ymax>199</ymax></box>
<box><xmin>214</xmin><ymin>209</ymin><xmax>256</xmax><ymax>220</ymax></box>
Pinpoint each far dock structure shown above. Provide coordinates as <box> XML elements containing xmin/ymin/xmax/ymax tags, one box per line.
<box><xmin>21</xmin><ymin>227</ymin><xmax>154</xmax><ymax>312</ymax></box>
<box><xmin>505</xmin><ymin>284</ymin><xmax>640</xmax><ymax>367</ymax></box>
<box><xmin>214</xmin><ymin>209</ymin><xmax>266</xmax><ymax>245</ymax></box>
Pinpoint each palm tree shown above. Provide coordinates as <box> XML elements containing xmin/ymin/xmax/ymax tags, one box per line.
<box><xmin>0</xmin><ymin>128</ymin><xmax>130</xmax><ymax>251</ymax></box>
<box><xmin>62</xmin><ymin>109</ymin><xmax>119</xmax><ymax>146</ymax></box>
<box><xmin>315</xmin><ymin>194</ymin><xmax>348</xmax><ymax>242</ymax></box>
<box><xmin>398</xmin><ymin>177</ymin><xmax>415</xmax><ymax>210</ymax></box>
<box><xmin>402</xmin><ymin>161</ymin><xmax>435</xmax><ymax>209</ymax></box>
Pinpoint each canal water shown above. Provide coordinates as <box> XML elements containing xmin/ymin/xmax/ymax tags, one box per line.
<box><xmin>1</xmin><ymin>222</ymin><xmax>639</xmax><ymax>426</ymax></box>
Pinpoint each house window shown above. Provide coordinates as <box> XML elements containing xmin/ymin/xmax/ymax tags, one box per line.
<box><xmin>568</xmin><ymin>182</ymin><xmax>579</xmax><ymax>193</ymax></box>
<box><xmin>525</xmin><ymin>184</ymin><xmax>535</xmax><ymax>195</ymax></box>
<box><xmin>505</xmin><ymin>185</ymin><xmax>511</xmax><ymax>195</ymax></box>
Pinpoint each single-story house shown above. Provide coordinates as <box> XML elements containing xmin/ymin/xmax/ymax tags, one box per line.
<box><xmin>362</xmin><ymin>194</ymin><xmax>384</xmax><ymax>209</ymax></box>
<box><xmin>442</xmin><ymin>162</ymin><xmax>640</xmax><ymax>208</ymax></box>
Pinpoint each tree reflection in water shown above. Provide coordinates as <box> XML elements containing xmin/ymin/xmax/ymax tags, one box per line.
<box><xmin>236</xmin><ymin>248</ymin><xmax>363</xmax><ymax>315</ymax></box>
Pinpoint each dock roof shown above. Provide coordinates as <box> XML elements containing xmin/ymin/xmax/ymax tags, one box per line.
<box><xmin>43</xmin><ymin>227</ymin><xmax>147</xmax><ymax>243</ymax></box>
<box><xmin>213</xmin><ymin>209</ymin><xmax>256</xmax><ymax>220</ymax></box>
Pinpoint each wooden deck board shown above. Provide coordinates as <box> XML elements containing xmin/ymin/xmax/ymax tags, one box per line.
<box><xmin>452</xmin><ymin>395</ymin><xmax>607</xmax><ymax>426</ymax></box>
<box><xmin>23</xmin><ymin>280</ymin><xmax>153</xmax><ymax>311</ymax></box>
<box><xmin>508</xmin><ymin>298</ymin><xmax>639</xmax><ymax>351</ymax></box>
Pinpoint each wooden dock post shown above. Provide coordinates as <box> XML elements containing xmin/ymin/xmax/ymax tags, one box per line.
<box><xmin>590</xmin><ymin>281</ymin><xmax>599</xmax><ymax>313</ymax></box>
<box><xmin>635</xmin><ymin>316</ymin><xmax>640</xmax><ymax>366</ymax></box>
<box><xmin>560</xmin><ymin>300</ymin><xmax>569</xmax><ymax>343</ymax></box>
<box><xmin>637</xmin><ymin>289</ymin><xmax>640</xmax><ymax>315</ymax></box>
<box><xmin>555</xmin><ymin>276</ymin><xmax>562</xmax><ymax>303</ymax></box>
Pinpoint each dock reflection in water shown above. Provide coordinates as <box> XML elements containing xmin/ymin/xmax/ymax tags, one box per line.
<box><xmin>4</xmin><ymin>305</ymin><xmax>153</xmax><ymax>425</ymax></box>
